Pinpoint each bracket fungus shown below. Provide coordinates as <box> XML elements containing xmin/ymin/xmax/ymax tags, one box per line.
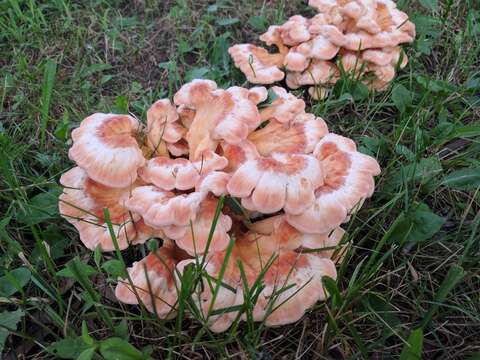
<box><xmin>228</xmin><ymin>0</ymin><xmax>415</xmax><ymax>98</ymax></box>
<box><xmin>59</xmin><ymin>80</ymin><xmax>380</xmax><ymax>332</ymax></box>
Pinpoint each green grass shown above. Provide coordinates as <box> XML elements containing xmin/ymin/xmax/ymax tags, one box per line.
<box><xmin>1</xmin><ymin>0</ymin><xmax>479</xmax><ymax>358</ymax></box>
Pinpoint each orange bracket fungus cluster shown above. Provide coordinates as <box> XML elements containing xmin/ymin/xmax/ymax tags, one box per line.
<box><xmin>59</xmin><ymin>80</ymin><xmax>380</xmax><ymax>332</ymax></box>
<box><xmin>229</xmin><ymin>0</ymin><xmax>415</xmax><ymax>98</ymax></box>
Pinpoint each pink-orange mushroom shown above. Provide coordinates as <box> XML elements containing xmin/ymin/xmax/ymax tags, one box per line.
<box><xmin>59</xmin><ymin>80</ymin><xmax>381</xmax><ymax>332</ymax></box>
<box><xmin>228</xmin><ymin>0</ymin><xmax>415</xmax><ymax>97</ymax></box>
<box><xmin>227</xmin><ymin>153</ymin><xmax>323</xmax><ymax>215</ymax></box>
<box><xmin>286</xmin><ymin>133</ymin><xmax>381</xmax><ymax>234</ymax></box>
<box><xmin>58</xmin><ymin>167</ymin><xmax>149</xmax><ymax>251</ymax></box>
<box><xmin>139</xmin><ymin>150</ymin><xmax>228</xmax><ymax>191</ymax></box>
<box><xmin>228</xmin><ymin>44</ymin><xmax>285</xmax><ymax>84</ymax></box>
<box><xmin>69</xmin><ymin>113</ymin><xmax>145</xmax><ymax>188</ymax></box>
<box><xmin>115</xmin><ymin>243</ymin><xmax>178</xmax><ymax>318</ymax></box>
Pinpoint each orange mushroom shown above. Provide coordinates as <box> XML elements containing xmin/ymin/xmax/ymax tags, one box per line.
<box><xmin>58</xmin><ymin>167</ymin><xmax>150</xmax><ymax>251</ymax></box>
<box><xmin>115</xmin><ymin>242</ymin><xmax>179</xmax><ymax>318</ymax></box>
<box><xmin>139</xmin><ymin>150</ymin><xmax>228</xmax><ymax>191</ymax></box>
<box><xmin>229</xmin><ymin>0</ymin><xmax>415</xmax><ymax>97</ymax></box>
<box><xmin>146</xmin><ymin>99</ymin><xmax>186</xmax><ymax>157</ymax></box>
<box><xmin>174</xmin><ymin>80</ymin><xmax>263</xmax><ymax>160</ymax></box>
<box><xmin>286</xmin><ymin>133</ymin><xmax>381</xmax><ymax>234</ymax></box>
<box><xmin>227</xmin><ymin>153</ymin><xmax>323</xmax><ymax>215</ymax></box>
<box><xmin>69</xmin><ymin>113</ymin><xmax>145</xmax><ymax>188</ymax></box>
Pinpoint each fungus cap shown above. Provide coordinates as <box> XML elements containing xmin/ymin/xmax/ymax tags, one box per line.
<box><xmin>286</xmin><ymin>133</ymin><xmax>381</xmax><ymax>234</ymax></box>
<box><xmin>248</xmin><ymin>113</ymin><xmax>329</xmax><ymax>156</ymax></box>
<box><xmin>174</xmin><ymin>80</ymin><xmax>263</xmax><ymax>160</ymax></box>
<box><xmin>227</xmin><ymin>152</ymin><xmax>323</xmax><ymax>215</ymax></box>
<box><xmin>115</xmin><ymin>245</ymin><xmax>178</xmax><ymax>318</ymax></box>
<box><xmin>139</xmin><ymin>151</ymin><xmax>228</xmax><ymax>191</ymax></box>
<box><xmin>259</xmin><ymin>86</ymin><xmax>306</xmax><ymax>124</ymax></box>
<box><xmin>68</xmin><ymin>113</ymin><xmax>145</xmax><ymax>188</ymax></box>
<box><xmin>228</xmin><ymin>44</ymin><xmax>285</xmax><ymax>84</ymax></box>
<box><xmin>146</xmin><ymin>99</ymin><xmax>186</xmax><ymax>156</ymax></box>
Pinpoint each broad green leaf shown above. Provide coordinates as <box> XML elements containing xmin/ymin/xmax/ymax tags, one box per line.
<box><xmin>81</xmin><ymin>63</ymin><xmax>112</xmax><ymax>78</ymax></box>
<box><xmin>54</xmin><ymin>111</ymin><xmax>70</xmax><ymax>141</ymax></box>
<box><xmin>47</xmin><ymin>337</ymin><xmax>90</xmax><ymax>359</ymax></box>
<box><xmin>216</xmin><ymin>18</ymin><xmax>239</xmax><ymax>26</ymax></box>
<box><xmin>99</xmin><ymin>337</ymin><xmax>151</xmax><ymax>360</ymax></box>
<box><xmin>185</xmin><ymin>67</ymin><xmax>210</xmax><ymax>82</ymax></box>
<box><xmin>248</xmin><ymin>15</ymin><xmax>267</xmax><ymax>31</ymax></box>
<box><xmin>386</xmin><ymin>157</ymin><xmax>442</xmax><ymax>191</ymax></box>
<box><xmin>81</xmin><ymin>321</ymin><xmax>95</xmax><ymax>346</ymax></box>
<box><xmin>399</xmin><ymin>328</ymin><xmax>423</xmax><ymax>360</ymax></box>
<box><xmin>102</xmin><ymin>259</ymin><xmax>126</xmax><ymax>278</ymax></box>
<box><xmin>392</xmin><ymin>84</ymin><xmax>412</xmax><ymax>113</ymax></box>
<box><xmin>114</xmin><ymin>95</ymin><xmax>129</xmax><ymax>114</ymax></box>
<box><xmin>77</xmin><ymin>348</ymin><xmax>96</xmax><ymax>360</ymax></box>
<box><xmin>57</xmin><ymin>259</ymin><xmax>98</xmax><ymax>278</ymax></box>
<box><xmin>390</xmin><ymin>203</ymin><xmax>445</xmax><ymax>245</ymax></box>
<box><xmin>441</xmin><ymin>168</ymin><xmax>480</xmax><ymax>190</ymax></box>
<box><xmin>0</xmin><ymin>309</ymin><xmax>24</xmax><ymax>353</ymax></box>
<box><xmin>210</xmin><ymin>33</ymin><xmax>230</xmax><ymax>71</ymax></box>
<box><xmin>114</xmin><ymin>319</ymin><xmax>129</xmax><ymax>340</ymax></box>
<box><xmin>0</xmin><ymin>267</ymin><xmax>31</xmax><ymax>296</ymax></box>
<box><xmin>448</xmin><ymin>123</ymin><xmax>480</xmax><ymax>140</ymax></box>
<box><xmin>418</xmin><ymin>0</ymin><xmax>438</xmax><ymax>10</ymax></box>
<box><xmin>16</xmin><ymin>189</ymin><xmax>61</xmax><ymax>225</ymax></box>
<box><xmin>402</xmin><ymin>157</ymin><xmax>442</xmax><ymax>183</ymax></box>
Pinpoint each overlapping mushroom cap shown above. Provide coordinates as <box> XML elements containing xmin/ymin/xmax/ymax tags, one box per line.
<box><xmin>228</xmin><ymin>0</ymin><xmax>415</xmax><ymax>97</ymax></box>
<box><xmin>59</xmin><ymin>80</ymin><xmax>380</xmax><ymax>332</ymax></box>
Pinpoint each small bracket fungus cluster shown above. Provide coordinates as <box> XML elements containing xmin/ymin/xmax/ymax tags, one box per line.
<box><xmin>229</xmin><ymin>0</ymin><xmax>415</xmax><ymax>98</ymax></box>
<box><xmin>59</xmin><ymin>80</ymin><xmax>380</xmax><ymax>332</ymax></box>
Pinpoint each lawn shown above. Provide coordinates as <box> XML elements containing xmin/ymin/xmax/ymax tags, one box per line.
<box><xmin>0</xmin><ymin>0</ymin><xmax>479</xmax><ymax>358</ymax></box>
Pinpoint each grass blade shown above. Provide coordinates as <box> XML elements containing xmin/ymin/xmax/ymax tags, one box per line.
<box><xmin>40</xmin><ymin>58</ymin><xmax>57</xmax><ymax>147</ymax></box>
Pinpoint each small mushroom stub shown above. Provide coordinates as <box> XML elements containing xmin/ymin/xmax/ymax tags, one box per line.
<box><xmin>228</xmin><ymin>0</ymin><xmax>416</xmax><ymax>98</ymax></box>
<box><xmin>58</xmin><ymin>80</ymin><xmax>381</xmax><ymax>332</ymax></box>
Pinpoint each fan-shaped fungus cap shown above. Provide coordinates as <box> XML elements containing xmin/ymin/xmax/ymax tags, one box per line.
<box><xmin>259</xmin><ymin>86</ymin><xmax>306</xmax><ymax>123</ymax></box>
<box><xmin>283</xmin><ymin>49</ymin><xmax>311</xmax><ymax>72</ymax></box>
<box><xmin>259</xmin><ymin>25</ymin><xmax>289</xmax><ymax>53</ymax></box>
<box><xmin>72</xmin><ymin>213</ymin><xmax>142</xmax><ymax>251</ymax></box>
<box><xmin>146</xmin><ymin>99</ymin><xmax>186</xmax><ymax>156</ymax></box>
<box><xmin>195</xmin><ymin>171</ymin><xmax>231</xmax><ymax>196</ymax></box>
<box><xmin>296</xmin><ymin>34</ymin><xmax>340</xmax><ymax>60</ymax></box>
<box><xmin>220</xmin><ymin>140</ymin><xmax>260</xmax><ymax>172</ymax></box>
<box><xmin>279</xmin><ymin>15</ymin><xmax>312</xmax><ymax>46</ymax></box>
<box><xmin>174</xmin><ymin>80</ymin><xmax>263</xmax><ymax>160</ymax></box>
<box><xmin>228</xmin><ymin>44</ymin><xmax>285</xmax><ymax>84</ymax></box>
<box><xmin>139</xmin><ymin>151</ymin><xmax>228</xmax><ymax>191</ymax></box>
<box><xmin>250</xmin><ymin>215</ymin><xmax>346</xmax><ymax>257</ymax></box>
<box><xmin>286</xmin><ymin>59</ymin><xmax>340</xmax><ymax>89</ymax></box>
<box><xmin>172</xmin><ymin>197</ymin><xmax>232</xmax><ymax>256</ymax></box>
<box><xmin>58</xmin><ymin>167</ymin><xmax>149</xmax><ymax>251</ymax></box>
<box><xmin>115</xmin><ymin>244</ymin><xmax>178</xmax><ymax>318</ymax></box>
<box><xmin>126</xmin><ymin>187</ymin><xmax>230</xmax><ymax>255</ymax></box>
<box><xmin>125</xmin><ymin>186</ymin><xmax>205</xmax><ymax>229</ymax></box>
<box><xmin>248</xmin><ymin>113</ymin><xmax>328</xmax><ymax>156</ymax></box>
<box><xmin>286</xmin><ymin>133</ymin><xmax>381</xmax><ymax>234</ymax></box>
<box><xmin>69</xmin><ymin>113</ymin><xmax>145</xmax><ymax>188</ymax></box>
<box><xmin>227</xmin><ymin>153</ymin><xmax>323</xmax><ymax>215</ymax></box>
<box><xmin>308</xmin><ymin>0</ymin><xmax>341</xmax><ymax>12</ymax></box>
